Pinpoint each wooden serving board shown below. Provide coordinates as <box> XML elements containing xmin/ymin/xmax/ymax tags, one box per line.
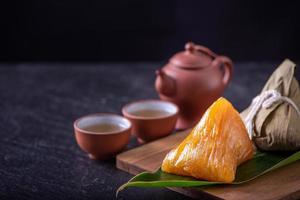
<box><xmin>116</xmin><ymin>130</ymin><xmax>300</xmax><ymax>200</ymax></box>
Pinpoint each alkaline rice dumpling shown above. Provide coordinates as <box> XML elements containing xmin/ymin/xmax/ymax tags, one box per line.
<box><xmin>162</xmin><ymin>97</ymin><xmax>254</xmax><ymax>183</ymax></box>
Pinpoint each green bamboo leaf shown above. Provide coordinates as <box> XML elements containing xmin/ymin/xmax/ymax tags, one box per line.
<box><xmin>117</xmin><ymin>150</ymin><xmax>300</xmax><ymax>195</ymax></box>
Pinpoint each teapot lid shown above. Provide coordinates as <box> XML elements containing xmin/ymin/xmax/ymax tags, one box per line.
<box><xmin>169</xmin><ymin>42</ymin><xmax>217</xmax><ymax>69</ymax></box>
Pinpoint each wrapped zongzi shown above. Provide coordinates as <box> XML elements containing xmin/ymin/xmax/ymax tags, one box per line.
<box><xmin>241</xmin><ymin>59</ymin><xmax>300</xmax><ymax>151</ymax></box>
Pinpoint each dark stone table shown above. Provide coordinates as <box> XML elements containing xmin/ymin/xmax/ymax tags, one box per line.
<box><xmin>0</xmin><ymin>62</ymin><xmax>299</xmax><ymax>200</ymax></box>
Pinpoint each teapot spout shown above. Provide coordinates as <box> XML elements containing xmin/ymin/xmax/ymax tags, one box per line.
<box><xmin>155</xmin><ymin>69</ymin><xmax>176</xmax><ymax>97</ymax></box>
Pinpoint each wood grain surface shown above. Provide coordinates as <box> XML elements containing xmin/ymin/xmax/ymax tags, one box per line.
<box><xmin>117</xmin><ymin>130</ymin><xmax>300</xmax><ymax>200</ymax></box>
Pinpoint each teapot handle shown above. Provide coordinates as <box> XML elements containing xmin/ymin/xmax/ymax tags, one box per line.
<box><xmin>212</xmin><ymin>56</ymin><xmax>233</xmax><ymax>86</ymax></box>
<box><xmin>185</xmin><ymin>42</ymin><xmax>233</xmax><ymax>86</ymax></box>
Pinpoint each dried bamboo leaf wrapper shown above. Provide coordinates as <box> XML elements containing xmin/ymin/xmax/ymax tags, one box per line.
<box><xmin>241</xmin><ymin>59</ymin><xmax>300</xmax><ymax>151</ymax></box>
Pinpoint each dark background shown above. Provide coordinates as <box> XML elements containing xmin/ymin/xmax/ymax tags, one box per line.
<box><xmin>2</xmin><ymin>0</ymin><xmax>300</xmax><ymax>62</ymax></box>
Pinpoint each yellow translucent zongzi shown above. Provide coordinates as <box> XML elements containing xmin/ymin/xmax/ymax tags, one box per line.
<box><xmin>162</xmin><ymin>97</ymin><xmax>254</xmax><ymax>183</ymax></box>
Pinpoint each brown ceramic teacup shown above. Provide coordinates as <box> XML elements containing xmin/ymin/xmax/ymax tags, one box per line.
<box><xmin>74</xmin><ymin>113</ymin><xmax>131</xmax><ymax>160</ymax></box>
<box><xmin>122</xmin><ymin>100</ymin><xmax>178</xmax><ymax>143</ymax></box>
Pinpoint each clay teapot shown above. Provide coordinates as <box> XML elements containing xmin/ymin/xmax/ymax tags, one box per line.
<box><xmin>155</xmin><ymin>42</ymin><xmax>233</xmax><ymax>129</ymax></box>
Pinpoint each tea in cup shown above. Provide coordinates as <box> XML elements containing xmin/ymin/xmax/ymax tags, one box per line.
<box><xmin>74</xmin><ymin>113</ymin><xmax>131</xmax><ymax>159</ymax></box>
<box><xmin>122</xmin><ymin>100</ymin><xmax>178</xmax><ymax>143</ymax></box>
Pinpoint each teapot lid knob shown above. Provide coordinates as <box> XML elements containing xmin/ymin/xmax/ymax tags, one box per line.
<box><xmin>185</xmin><ymin>42</ymin><xmax>196</xmax><ymax>53</ymax></box>
<box><xmin>170</xmin><ymin>42</ymin><xmax>217</xmax><ymax>69</ymax></box>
